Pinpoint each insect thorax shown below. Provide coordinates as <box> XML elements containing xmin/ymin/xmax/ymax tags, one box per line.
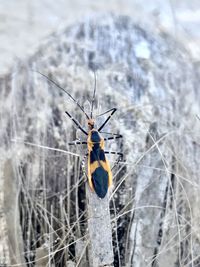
<box><xmin>87</xmin><ymin>129</ymin><xmax>104</xmax><ymax>151</ymax></box>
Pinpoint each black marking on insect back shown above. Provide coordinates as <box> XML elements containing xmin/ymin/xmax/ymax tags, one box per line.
<box><xmin>99</xmin><ymin>150</ymin><xmax>106</xmax><ymax>161</ymax></box>
<box><xmin>90</xmin><ymin>149</ymin><xmax>98</xmax><ymax>164</ymax></box>
<box><xmin>91</xmin><ymin>131</ymin><xmax>101</xmax><ymax>143</ymax></box>
<box><xmin>90</xmin><ymin>147</ymin><xmax>106</xmax><ymax>164</ymax></box>
<box><xmin>92</xmin><ymin>167</ymin><xmax>109</xmax><ymax>198</ymax></box>
<box><xmin>89</xmin><ymin>130</ymin><xmax>107</xmax><ymax>163</ymax></box>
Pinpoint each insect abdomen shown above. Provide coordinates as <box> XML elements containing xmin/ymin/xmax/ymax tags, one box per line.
<box><xmin>92</xmin><ymin>166</ymin><xmax>108</xmax><ymax>198</ymax></box>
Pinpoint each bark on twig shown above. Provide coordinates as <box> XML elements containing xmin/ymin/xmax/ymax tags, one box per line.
<box><xmin>87</xmin><ymin>184</ymin><xmax>114</xmax><ymax>267</ymax></box>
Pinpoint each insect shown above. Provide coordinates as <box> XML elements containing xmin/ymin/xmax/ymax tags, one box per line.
<box><xmin>35</xmin><ymin>70</ymin><xmax>123</xmax><ymax>198</ymax></box>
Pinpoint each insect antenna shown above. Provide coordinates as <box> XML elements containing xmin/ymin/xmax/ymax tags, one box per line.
<box><xmin>90</xmin><ymin>70</ymin><xmax>97</xmax><ymax>119</ymax></box>
<box><xmin>33</xmin><ymin>69</ymin><xmax>90</xmax><ymax>120</ymax></box>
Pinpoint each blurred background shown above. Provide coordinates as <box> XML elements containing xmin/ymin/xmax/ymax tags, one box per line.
<box><xmin>0</xmin><ymin>0</ymin><xmax>200</xmax><ymax>75</ymax></box>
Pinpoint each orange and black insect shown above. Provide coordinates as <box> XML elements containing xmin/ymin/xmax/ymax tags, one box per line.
<box><xmin>35</xmin><ymin>70</ymin><xmax>123</xmax><ymax>198</ymax></box>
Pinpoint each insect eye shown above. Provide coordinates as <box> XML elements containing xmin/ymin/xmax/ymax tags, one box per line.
<box><xmin>88</xmin><ymin>120</ymin><xmax>94</xmax><ymax>126</ymax></box>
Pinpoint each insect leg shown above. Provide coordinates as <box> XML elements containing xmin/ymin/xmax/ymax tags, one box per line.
<box><xmin>104</xmin><ymin>151</ymin><xmax>123</xmax><ymax>158</ymax></box>
<box><xmin>98</xmin><ymin>108</ymin><xmax>117</xmax><ymax>131</ymax></box>
<box><xmin>65</xmin><ymin>111</ymin><xmax>88</xmax><ymax>135</ymax></box>
<box><xmin>68</xmin><ymin>135</ymin><xmax>122</xmax><ymax>145</ymax></box>
<box><xmin>104</xmin><ymin>134</ymin><xmax>123</xmax><ymax>141</ymax></box>
<box><xmin>81</xmin><ymin>154</ymin><xmax>87</xmax><ymax>173</ymax></box>
<box><xmin>68</xmin><ymin>140</ymin><xmax>87</xmax><ymax>146</ymax></box>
